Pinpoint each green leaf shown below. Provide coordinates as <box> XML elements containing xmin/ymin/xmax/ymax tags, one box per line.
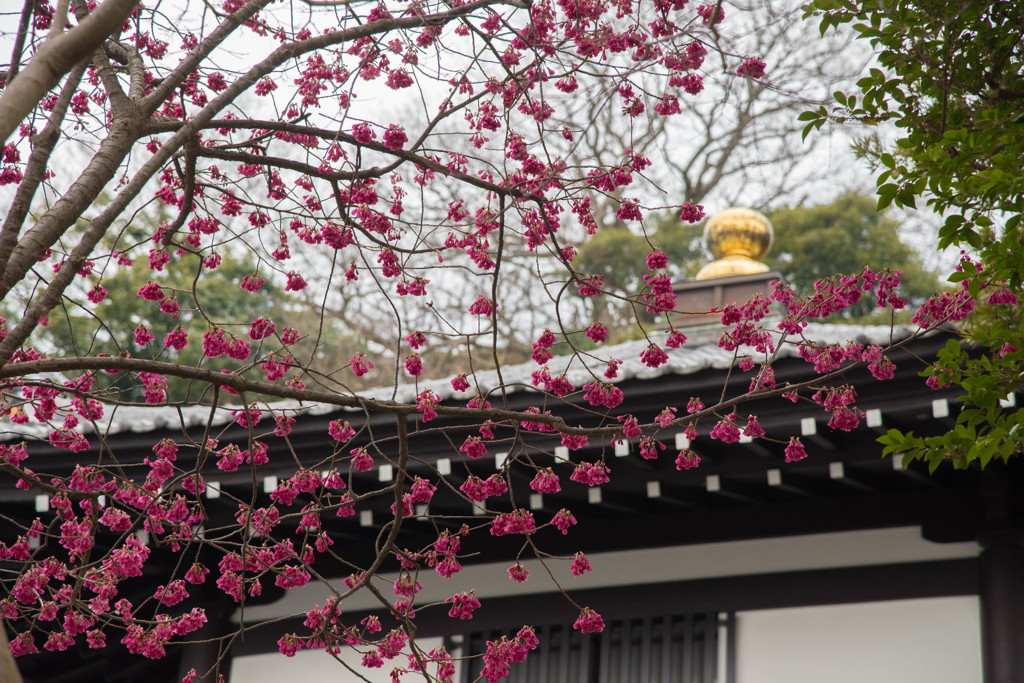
<box><xmin>895</xmin><ymin>188</ymin><xmax>917</xmax><ymax>208</ymax></box>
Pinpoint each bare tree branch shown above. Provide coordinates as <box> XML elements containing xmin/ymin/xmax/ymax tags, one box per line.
<box><xmin>3</xmin><ymin>0</ymin><xmax>36</xmax><ymax>86</ymax></box>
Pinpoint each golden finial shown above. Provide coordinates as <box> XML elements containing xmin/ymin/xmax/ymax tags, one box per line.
<box><xmin>694</xmin><ymin>207</ymin><xmax>773</xmax><ymax>280</ymax></box>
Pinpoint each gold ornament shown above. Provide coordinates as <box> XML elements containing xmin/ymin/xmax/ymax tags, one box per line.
<box><xmin>695</xmin><ymin>207</ymin><xmax>773</xmax><ymax>280</ymax></box>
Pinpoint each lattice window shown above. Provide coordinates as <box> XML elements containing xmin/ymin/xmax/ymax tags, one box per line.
<box><xmin>451</xmin><ymin>611</ymin><xmax>734</xmax><ymax>683</ymax></box>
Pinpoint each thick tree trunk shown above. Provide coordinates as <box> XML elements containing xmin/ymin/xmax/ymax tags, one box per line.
<box><xmin>0</xmin><ymin>626</ymin><xmax>24</xmax><ymax>683</ymax></box>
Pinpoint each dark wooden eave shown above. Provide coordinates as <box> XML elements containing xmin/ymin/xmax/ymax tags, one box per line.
<box><xmin>5</xmin><ymin>330</ymin><xmax>1023</xmax><ymax>681</ymax></box>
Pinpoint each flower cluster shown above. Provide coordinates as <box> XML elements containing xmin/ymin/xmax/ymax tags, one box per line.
<box><xmin>481</xmin><ymin>627</ymin><xmax>539</xmax><ymax>681</ymax></box>
<box><xmin>573</xmin><ymin>607</ymin><xmax>605</xmax><ymax>633</ymax></box>
<box><xmin>460</xmin><ymin>474</ymin><xmax>508</xmax><ymax>502</ymax></box>
<box><xmin>490</xmin><ymin>509</ymin><xmax>537</xmax><ymax>536</ymax></box>
<box><xmin>569</xmin><ymin>461</ymin><xmax>610</xmax><ymax>486</ymax></box>
<box><xmin>446</xmin><ymin>591</ymin><xmax>481</xmax><ymax>619</ymax></box>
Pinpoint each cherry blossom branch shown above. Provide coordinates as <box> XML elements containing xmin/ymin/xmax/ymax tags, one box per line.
<box><xmin>101</xmin><ymin>39</ymin><xmax>147</xmax><ymax>101</ymax></box>
<box><xmin>0</xmin><ymin>0</ymin><xmax>139</xmax><ymax>147</ymax></box>
<box><xmin>160</xmin><ymin>135</ymin><xmax>200</xmax><ymax>247</ymax></box>
<box><xmin>139</xmin><ymin>0</ymin><xmax>273</xmax><ymax>117</ymax></box>
<box><xmin>69</xmin><ymin>0</ymin><xmax>132</xmax><ymax>114</ymax></box>
<box><xmin>0</xmin><ymin>61</ymin><xmax>87</xmax><ymax>278</ymax></box>
<box><xmin>0</xmin><ymin>0</ymin><xmax>542</xmax><ymax>368</ymax></box>
<box><xmin>171</xmin><ymin>119</ymin><xmax>543</xmax><ymax>201</ymax></box>
<box><xmin>0</xmin><ymin>461</ymin><xmax>104</xmax><ymax>500</ymax></box>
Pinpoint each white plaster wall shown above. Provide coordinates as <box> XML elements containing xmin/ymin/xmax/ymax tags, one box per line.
<box><xmin>236</xmin><ymin>527</ymin><xmax>979</xmax><ymax>622</ymax></box>
<box><xmin>228</xmin><ymin>529</ymin><xmax>981</xmax><ymax>682</ymax></box>
<box><xmin>735</xmin><ymin>597</ymin><xmax>982</xmax><ymax>683</ymax></box>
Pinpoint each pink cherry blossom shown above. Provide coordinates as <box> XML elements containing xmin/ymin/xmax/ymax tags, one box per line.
<box><xmin>404</xmin><ymin>353</ymin><xmax>423</xmax><ymax>377</ymax></box>
<box><xmin>785</xmin><ymin>437</ymin><xmax>808</xmax><ymax>463</ymax></box>
<box><xmin>507</xmin><ymin>564</ymin><xmax>530</xmax><ymax>583</ymax></box>
<box><xmin>675</xmin><ymin>450</ymin><xmax>701</xmax><ymax>470</ymax></box>
<box><xmin>736</xmin><ymin>58</ymin><xmax>767</xmax><ymax>79</ymax></box>
<box><xmin>679</xmin><ymin>202</ymin><xmax>705</xmax><ymax>223</ymax></box>
<box><xmin>573</xmin><ymin>607</ymin><xmax>605</xmax><ymax>633</ymax></box>
<box><xmin>570</xmin><ymin>552</ymin><xmax>592</xmax><ymax>576</ymax></box>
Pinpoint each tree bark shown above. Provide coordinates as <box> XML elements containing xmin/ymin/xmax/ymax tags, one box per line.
<box><xmin>0</xmin><ymin>626</ymin><xmax>24</xmax><ymax>683</ymax></box>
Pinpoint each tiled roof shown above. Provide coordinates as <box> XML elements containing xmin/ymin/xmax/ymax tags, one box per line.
<box><xmin>0</xmin><ymin>322</ymin><xmax>919</xmax><ymax>440</ymax></box>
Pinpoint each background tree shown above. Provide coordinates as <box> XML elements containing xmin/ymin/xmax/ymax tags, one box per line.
<box><xmin>575</xmin><ymin>190</ymin><xmax>939</xmax><ymax>329</ymax></box>
<box><xmin>766</xmin><ymin>191</ymin><xmax>937</xmax><ymax>319</ymax></box>
<box><xmin>2</xmin><ymin>199</ymin><xmax>294</xmax><ymax>403</ymax></box>
<box><xmin>557</xmin><ymin>0</ymin><xmax>872</xmax><ymax>217</ymax></box>
<box><xmin>804</xmin><ymin>0</ymin><xmax>1024</xmax><ymax>470</ymax></box>
<box><xmin>394</xmin><ymin>0</ymin><xmax>875</xmax><ymax>354</ymax></box>
<box><xmin>42</xmin><ymin>249</ymin><xmax>285</xmax><ymax>402</ymax></box>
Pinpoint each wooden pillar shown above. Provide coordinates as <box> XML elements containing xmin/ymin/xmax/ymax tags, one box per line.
<box><xmin>979</xmin><ymin>535</ymin><xmax>1024</xmax><ymax>683</ymax></box>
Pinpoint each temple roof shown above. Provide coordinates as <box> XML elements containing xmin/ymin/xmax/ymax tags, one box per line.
<box><xmin>0</xmin><ymin>322</ymin><xmax>923</xmax><ymax>441</ymax></box>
